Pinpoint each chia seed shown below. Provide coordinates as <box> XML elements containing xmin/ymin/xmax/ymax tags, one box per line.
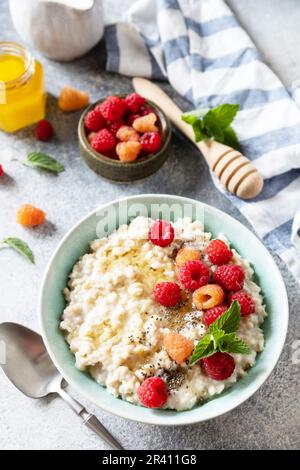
<box><xmin>163</xmin><ymin>369</ymin><xmax>186</xmax><ymax>392</ymax></box>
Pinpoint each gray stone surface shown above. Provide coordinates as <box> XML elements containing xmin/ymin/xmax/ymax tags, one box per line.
<box><xmin>0</xmin><ymin>0</ymin><xmax>299</xmax><ymax>450</ymax></box>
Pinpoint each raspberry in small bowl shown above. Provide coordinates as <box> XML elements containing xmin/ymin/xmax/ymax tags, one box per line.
<box><xmin>78</xmin><ymin>93</ymin><xmax>172</xmax><ymax>182</ymax></box>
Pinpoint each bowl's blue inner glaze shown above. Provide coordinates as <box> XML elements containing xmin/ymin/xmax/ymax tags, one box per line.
<box><xmin>40</xmin><ymin>195</ymin><xmax>288</xmax><ymax>425</ymax></box>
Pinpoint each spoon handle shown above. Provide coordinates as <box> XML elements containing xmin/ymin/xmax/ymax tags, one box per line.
<box><xmin>57</xmin><ymin>388</ymin><xmax>123</xmax><ymax>450</ymax></box>
<box><xmin>80</xmin><ymin>410</ymin><xmax>123</xmax><ymax>450</ymax></box>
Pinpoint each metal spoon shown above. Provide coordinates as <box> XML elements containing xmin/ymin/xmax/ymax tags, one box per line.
<box><xmin>0</xmin><ymin>322</ymin><xmax>123</xmax><ymax>450</ymax></box>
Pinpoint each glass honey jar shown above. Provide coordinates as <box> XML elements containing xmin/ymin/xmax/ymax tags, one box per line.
<box><xmin>0</xmin><ymin>42</ymin><xmax>46</xmax><ymax>132</ymax></box>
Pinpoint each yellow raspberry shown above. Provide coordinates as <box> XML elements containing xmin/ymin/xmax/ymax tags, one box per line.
<box><xmin>17</xmin><ymin>204</ymin><xmax>46</xmax><ymax>227</ymax></box>
<box><xmin>175</xmin><ymin>247</ymin><xmax>201</xmax><ymax>267</ymax></box>
<box><xmin>116</xmin><ymin>141</ymin><xmax>141</xmax><ymax>162</ymax></box>
<box><xmin>58</xmin><ymin>86</ymin><xmax>89</xmax><ymax>112</ymax></box>
<box><xmin>132</xmin><ymin>113</ymin><xmax>158</xmax><ymax>133</ymax></box>
<box><xmin>193</xmin><ymin>284</ymin><xmax>225</xmax><ymax>310</ymax></box>
<box><xmin>163</xmin><ymin>332</ymin><xmax>194</xmax><ymax>365</ymax></box>
<box><xmin>116</xmin><ymin>125</ymin><xmax>140</xmax><ymax>142</ymax></box>
<box><xmin>87</xmin><ymin>132</ymin><xmax>97</xmax><ymax>144</ymax></box>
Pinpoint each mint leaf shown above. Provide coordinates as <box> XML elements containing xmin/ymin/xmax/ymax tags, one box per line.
<box><xmin>218</xmin><ymin>333</ymin><xmax>251</xmax><ymax>354</ymax></box>
<box><xmin>182</xmin><ymin>111</ymin><xmax>211</xmax><ymax>142</ymax></box>
<box><xmin>189</xmin><ymin>301</ymin><xmax>251</xmax><ymax>364</ymax></box>
<box><xmin>211</xmin><ymin>329</ymin><xmax>225</xmax><ymax>349</ymax></box>
<box><xmin>192</xmin><ymin>121</ymin><xmax>210</xmax><ymax>142</ymax></box>
<box><xmin>182</xmin><ymin>114</ymin><xmax>199</xmax><ymax>126</ymax></box>
<box><xmin>203</xmin><ymin>111</ymin><xmax>225</xmax><ymax>142</ymax></box>
<box><xmin>182</xmin><ymin>109</ymin><xmax>209</xmax><ymax>123</ymax></box>
<box><xmin>1</xmin><ymin>237</ymin><xmax>35</xmax><ymax>263</ymax></box>
<box><xmin>189</xmin><ymin>335</ymin><xmax>215</xmax><ymax>365</ymax></box>
<box><xmin>24</xmin><ymin>152</ymin><xmax>65</xmax><ymax>174</ymax></box>
<box><xmin>209</xmin><ymin>104</ymin><xmax>240</xmax><ymax>130</ymax></box>
<box><xmin>181</xmin><ymin>103</ymin><xmax>240</xmax><ymax>149</ymax></box>
<box><xmin>223</xmin><ymin>126</ymin><xmax>240</xmax><ymax>150</ymax></box>
<box><xmin>209</xmin><ymin>300</ymin><xmax>241</xmax><ymax>334</ymax></box>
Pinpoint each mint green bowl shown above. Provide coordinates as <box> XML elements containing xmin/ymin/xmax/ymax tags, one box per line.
<box><xmin>39</xmin><ymin>194</ymin><xmax>288</xmax><ymax>426</ymax></box>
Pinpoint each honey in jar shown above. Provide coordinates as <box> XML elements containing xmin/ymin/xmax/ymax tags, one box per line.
<box><xmin>0</xmin><ymin>42</ymin><xmax>46</xmax><ymax>132</ymax></box>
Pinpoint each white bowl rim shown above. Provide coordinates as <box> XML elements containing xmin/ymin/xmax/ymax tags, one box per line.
<box><xmin>39</xmin><ymin>194</ymin><xmax>289</xmax><ymax>426</ymax></box>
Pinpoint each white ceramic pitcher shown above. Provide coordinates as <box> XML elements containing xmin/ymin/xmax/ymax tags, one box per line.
<box><xmin>9</xmin><ymin>0</ymin><xmax>104</xmax><ymax>61</ymax></box>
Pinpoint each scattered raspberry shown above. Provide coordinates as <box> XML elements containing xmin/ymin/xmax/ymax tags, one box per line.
<box><xmin>138</xmin><ymin>377</ymin><xmax>168</xmax><ymax>408</ymax></box>
<box><xmin>154</xmin><ymin>282</ymin><xmax>181</xmax><ymax>307</ymax></box>
<box><xmin>0</xmin><ymin>164</ymin><xmax>4</xmax><ymax>177</ymax></box>
<box><xmin>140</xmin><ymin>131</ymin><xmax>162</xmax><ymax>154</ymax></box>
<box><xmin>91</xmin><ymin>129</ymin><xmax>116</xmax><ymax>153</ymax></box>
<box><xmin>206</xmin><ymin>239</ymin><xmax>233</xmax><ymax>265</ymax></box>
<box><xmin>87</xmin><ymin>132</ymin><xmax>97</xmax><ymax>144</ymax></box>
<box><xmin>116</xmin><ymin>125</ymin><xmax>140</xmax><ymax>142</ymax></box>
<box><xmin>97</xmin><ymin>96</ymin><xmax>126</xmax><ymax>122</ymax></box>
<box><xmin>164</xmin><ymin>331</ymin><xmax>194</xmax><ymax>365</ymax></box>
<box><xmin>58</xmin><ymin>86</ymin><xmax>89</xmax><ymax>112</ymax></box>
<box><xmin>149</xmin><ymin>220</ymin><xmax>175</xmax><ymax>247</ymax></box>
<box><xmin>35</xmin><ymin>119</ymin><xmax>54</xmax><ymax>141</ymax></box>
<box><xmin>108</xmin><ymin>119</ymin><xmax>124</xmax><ymax>136</ymax></box>
<box><xmin>203</xmin><ymin>304</ymin><xmax>228</xmax><ymax>326</ymax></box>
<box><xmin>178</xmin><ymin>260</ymin><xmax>210</xmax><ymax>292</ymax></box>
<box><xmin>126</xmin><ymin>113</ymin><xmax>141</xmax><ymax>126</ymax></box>
<box><xmin>201</xmin><ymin>352</ymin><xmax>235</xmax><ymax>381</ymax></box>
<box><xmin>193</xmin><ymin>284</ymin><xmax>225</xmax><ymax>310</ymax></box>
<box><xmin>17</xmin><ymin>204</ymin><xmax>46</xmax><ymax>227</ymax></box>
<box><xmin>229</xmin><ymin>291</ymin><xmax>256</xmax><ymax>316</ymax></box>
<box><xmin>133</xmin><ymin>113</ymin><xmax>158</xmax><ymax>133</ymax></box>
<box><xmin>116</xmin><ymin>141</ymin><xmax>141</xmax><ymax>162</ymax></box>
<box><xmin>125</xmin><ymin>93</ymin><xmax>145</xmax><ymax>113</ymax></box>
<box><xmin>175</xmin><ymin>247</ymin><xmax>201</xmax><ymax>267</ymax></box>
<box><xmin>84</xmin><ymin>109</ymin><xmax>106</xmax><ymax>132</ymax></box>
<box><xmin>213</xmin><ymin>264</ymin><xmax>245</xmax><ymax>292</ymax></box>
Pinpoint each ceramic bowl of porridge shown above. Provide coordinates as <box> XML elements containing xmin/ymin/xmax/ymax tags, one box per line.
<box><xmin>39</xmin><ymin>194</ymin><xmax>288</xmax><ymax>425</ymax></box>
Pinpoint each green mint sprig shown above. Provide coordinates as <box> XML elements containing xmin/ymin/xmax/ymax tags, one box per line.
<box><xmin>0</xmin><ymin>237</ymin><xmax>35</xmax><ymax>264</ymax></box>
<box><xmin>182</xmin><ymin>103</ymin><xmax>240</xmax><ymax>150</ymax></box>
<box><xmin>23</xmin><ymin>152</ymin><xmax>65</xmax><ymax>174</ymax></box>
<box><xmin>189</xmin><ymin>301</ymin><xmax>250</xmax><ymax>365</ymax></box>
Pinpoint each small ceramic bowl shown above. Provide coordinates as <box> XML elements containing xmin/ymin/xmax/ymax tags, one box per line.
<box><xmin>78</xmin><ymin>98</ymin><xmax>172</xmax><ymax>182</ymax></box>
<box><xmin>39</xmin><ymin>194</ymin><xmax>289</xmax><ymax>426</ymax></box>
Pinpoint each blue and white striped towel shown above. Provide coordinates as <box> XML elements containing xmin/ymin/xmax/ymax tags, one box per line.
<box><xmin>105</xmin><ymin>0</ymin><xmax>300</xmax><ymax>284</ymax></box>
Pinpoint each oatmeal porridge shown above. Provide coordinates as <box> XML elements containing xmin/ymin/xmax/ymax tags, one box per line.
<box><xmin>60</xmin><ymin>216</ymin><xmax>266</xmax><ymax>411</ymax></box>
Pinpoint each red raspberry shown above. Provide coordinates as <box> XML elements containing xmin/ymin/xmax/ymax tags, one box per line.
<box><xmin>206</xmin><ymin>239</ymin><xmax>233</xmax><ymax>265</ymax></box>
<box><xmin>229</xmin><ymin>291</ymin><xmax>255</xmax><ymax>316</ymax></box>
<box><xmin>138</xmin><ymin>377</ymin><xmax>168</xmax><ymax>408</ymax></box>
<box><xmin>203</xmin><ymin>304</ymin><xmax>228</xmax><ymax>326</ymax></box>
<box><xmin>35</xmin><ymin>119</ymin><xmax>54</xmax><ymax>141</ymax></box>
<box><xmin>0</xmin><ymin>164</ymin><xmax>3</xmax><ymax>177</ymax></box>
<box><xmin>108</xmin><ymin>119</ymin><xmax>124</xmax><ymax>136</ymax></box>
<box><xmin>214</xmin><ymin>265</ymin><xmax>245</xmax><ymax>292</ymax></box>
<box><xmin>126</xmin><ymin>113</ymin><xmax>141</xmax><ymax>126</ymax></box>
<box><xmin>154</xmin><ymin>282</ymin><xmax>181</xmax><ymax>307</ymax></box>
<box><xmin>149</xmin><ymin>220</ymin><xmax>174</xmax><ymax>247</ymax></box>
<box><xmin>91</xmin><ymin>129</ymin><xmax>116</xmax><ymax>153</ymax></box>
<box><xmin>201</xmin><ymin>352</ymin><xmax>235</xmax><ymax>380</ymax></box>
<box><xmin>140</xmin><ymin>131</ymin><xmax>161</xmax><ymax>154</ymax></box>
<box><xmin>102</xmin><ymin>148</ymin><xmax>119</xmax><ymax>160</ymax></box>
<box><xmin>97</xmin><ymin>96</ymin><xmax>126</xmax><ymax>122</ymax></box>
<box><xmin>125</xmin><ymin>93</ymin><xmax>145</xmax><ymax>113</ymax></box>
<box><xmin>84</xmin><ymin>109</ymin><xmax>106</xmax><ymax>132</ymax></box>
<box><xmin>178</xmin><ymin>260</ymin><xmax>210</xmax><ymax>292</ymax></box>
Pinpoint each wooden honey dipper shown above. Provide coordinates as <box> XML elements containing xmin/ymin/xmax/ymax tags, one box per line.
<box><xmin>133</xmin><ymin>77</ymin><xmax>264</xmax><ymax>199</ymax></box>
